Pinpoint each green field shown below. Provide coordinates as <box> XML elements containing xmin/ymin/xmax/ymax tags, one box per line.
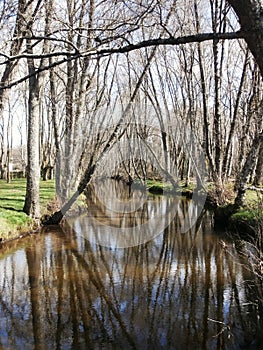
<box><xmin>0</xmin><ymin>178</ymin><xmax>55</xmax><ymax>241</ymax></box>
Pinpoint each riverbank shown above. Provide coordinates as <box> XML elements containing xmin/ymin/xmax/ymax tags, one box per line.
<box><xmin>0</xmin><ymin>177</ymin><xmax>262</xmax><ymax>245</ymax></box>
<box><xmin>0</xmin><ymin>179</ymin><xmax>55</xmax><ymax>243</ymax></box>
<box><xmin>147</xmin><ymin>179</ymin><xmax>263</xmax><ymax>235</ymax></box>
<box><xmin>215</xmin><ymin>202</ymin><xmax>263</xmax><ymax>240</ymax></box>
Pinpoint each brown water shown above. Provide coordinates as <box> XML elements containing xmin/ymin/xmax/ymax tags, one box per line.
<box><xmin>0</xmin><ymin>181</ymin><xmax>262</xmax><ymax>349</ymax></box>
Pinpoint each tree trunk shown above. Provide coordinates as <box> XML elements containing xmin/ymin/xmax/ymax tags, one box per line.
<box><xmin>44</xmin><ymin>43</ymin><xmax>162</xmax><ymax>225</ymax></box>
<box><xmin>23</xmin><ymin>0</ymin><xmax>50</xmax><ymax>219</ymax></box>
<box><xmin>234</xmin><ymin>132</ymin><xmax>263</xmax><ymax>208</ymax></box>
<box><xmin>222</xmin><ymin>49</ymin><xmax>248</xmax><ymax>180</ymax></box>
<box><xmin>0</xmin><ymin>0</ymin><xmax>27</xmax><ymax>180</ymax></box>
<box><xmin>23</xmin><ymin>86</ymin><xmax>40</xmax><ymax>219</ymax></box>
<box><xmin>23</xmin><ymin>22</ymin><xmax>41</xmax><ymax>218</ymax></box>
<box><xmin>253</xmin><ymin>137</ymin><xmax>263</xmax><ymax>186</ymax></box>
<box><xmin>228</xmin><ymin>0</ymin><xmax>263</xmax><ymax>77</ymax></box>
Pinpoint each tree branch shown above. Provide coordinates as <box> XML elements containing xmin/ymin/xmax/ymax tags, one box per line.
<box><xmin>97</xmin><ymin>30</ymin><xmax>244</xmax><ymax>55</ymax></box>
<box><xmin>0</xmin><ymin>30</ymin><xmax>244</xmax><ymax>91</ymax></box>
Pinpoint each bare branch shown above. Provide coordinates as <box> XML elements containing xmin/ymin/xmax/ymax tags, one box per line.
<box><xmin>0</xmin><ymin>30</ymin><xmax>244</xmax><ymax>91</ymax></box>
<box><xmin>101</xmin><ymin>31</ymin><xmax>244</xmax><ymax>54</ymax></box>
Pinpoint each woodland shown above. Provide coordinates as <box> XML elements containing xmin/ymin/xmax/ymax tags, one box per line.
<box><xmin>0</xmin><ymin>0</ymin><xmax>262</xmax><ymax>227</ymax></box>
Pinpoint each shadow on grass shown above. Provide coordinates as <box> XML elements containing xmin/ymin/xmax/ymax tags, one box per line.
<box><xmin>0</xmin><ymin>205</ymin><xmax>24</xmax><ymax>212</ymax></box>
<box><xmin>0</xmin><ymin>197</ymin><xmax>24</xmax><ymax>202</ymax></box>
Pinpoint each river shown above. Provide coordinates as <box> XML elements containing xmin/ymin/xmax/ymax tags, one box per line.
<box><xmin>0</xmin><ymin>180</ymin><xmax>262</xmax><ymax>349</ymax></box>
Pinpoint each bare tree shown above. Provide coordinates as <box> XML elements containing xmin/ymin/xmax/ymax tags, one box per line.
<box><xmin>0</xmin><ymin>0</ymin><xmax>263</xmax><ymax>224</ymax></box>
<box><xmin>0</xmin><ymin>0</ymin><xmax>28</xmax><ymax>178</ymax></box>
<box><xmin>23</xmin><ymin>0</ymin><xmax>45</xmax><ymax>219</ymax></box>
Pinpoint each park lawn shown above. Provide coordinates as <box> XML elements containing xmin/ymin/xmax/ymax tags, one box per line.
<box><xmin>0</xmin><ymin>178</ymin><xmax>55</xmax><ymax>242</ymax></box>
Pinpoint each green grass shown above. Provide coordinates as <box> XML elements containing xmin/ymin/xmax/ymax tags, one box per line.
<box><xmin>231</xmin><ymin>190</ymin><xmax>263</xmax><ymax>224</ymax></box>
<box><xmin>0</xmin><ymin>178</ymin><xmax>55</xmax><ymax>241</ymax></box>
<box><xmin>146</xmin><ymin>179</ymin><xmax>263</xmax><ymax>228</ymax></box>
<box><xmin>231</xmin><ymin>209</ymin><xmax>262</xmax><ymax>224</ymax></box>
<box><xmin>146</xmin><ymin>179</ymin><xmax>173</xmax><ymax>193</ymax></box>
<box><xmin>146</xmin><ymin>179</ymin><xmax>201</xmax><ymax>195</ymax></box>
<box><xmin>245</xmin><ymin>189</ymin><xmax>262</xmax><ymax>206</ymax></box>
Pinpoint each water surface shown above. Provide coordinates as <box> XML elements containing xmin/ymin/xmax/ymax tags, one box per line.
<box><xmin>0</xmin><ymin>182</ymin><xmax>262</xmax><ymax>349</ymax></box>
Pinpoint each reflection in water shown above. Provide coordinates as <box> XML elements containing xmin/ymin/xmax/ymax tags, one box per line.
<box><xmin>74</xmin><ymin>180</ymin><xmax>204</xmax><ymax>248</ymax></box>
<box><xmin>0</xmin><ymin>183</ymin><xmax>262</xmax><ymax>349</ymax></box>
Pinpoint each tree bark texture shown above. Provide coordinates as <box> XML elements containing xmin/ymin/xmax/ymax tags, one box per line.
<box><xmin>23</xmin><ymin>90</ymin><xmax>40</xmax><ymax>219</ymax></box>
<box><xmin>253</xmin><ymin>133</ymin><xmax>263</xmax><ymax>185</ymax></box>
<box><xmin>228</xmin><ymin>0</ymin><xmax>263</xmax><ymax>77</ymax></box>
<box><xmin>234</xmin><ymin>132</ymin><xmax>263</xmax><ymax>207</ymax></box>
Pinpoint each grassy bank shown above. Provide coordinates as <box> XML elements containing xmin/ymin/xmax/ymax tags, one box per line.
<box><xmin>146</xmin><ymin>179</ymin><xmax>262</xmax><ymax>230</ymax></box>
<box><xmin>228</xmin><ymin>195</ymin><xmax>263</xmax><ymax>238</ymax></box>
<box><xmin>146</xmin><ymin>179</ymin><xmax>196</xmax><ymax>196</ymax></box>
<box><xmin>0</xmin><ymin>178</ymin><xmax>55</xmax><ymax>242</ymax></box>
<box><xmin>213</xmin><ymin>188</ymin><xmax>263</xmax><ymax>234</ymax></box>
<box><xmin>1</xmin><ymin>177</ymin><xmax>261</xmax><ymax>243</ymax></box>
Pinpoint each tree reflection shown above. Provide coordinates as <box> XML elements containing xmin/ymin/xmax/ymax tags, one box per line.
<box><xmin>0</xmin><ymin>193</ymin><xmax>262</xmax><ymax>349</ymax></box>
<box><xmin>26</xmin><ymin>240</ymin><xmax>45</xmax><ymax>350</ymax></box>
